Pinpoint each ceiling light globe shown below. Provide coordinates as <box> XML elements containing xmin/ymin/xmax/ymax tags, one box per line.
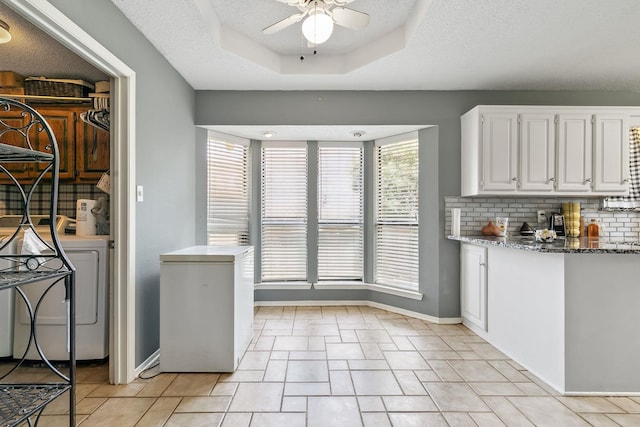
<box><xmin>0</xmin><ymin>20</ymin><xmax>11</xmax><ymax>44</ymax></box>
<box><xmin>302</xmin><ymin>12</ymin><xmax>333</xmax><ymax>45</ymax></box>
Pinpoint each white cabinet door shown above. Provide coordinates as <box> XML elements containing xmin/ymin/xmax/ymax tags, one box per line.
<box><xmin>520</xmin><ymin>113</ymin><xmax>556</xmax><ymax>192</ymax></box>
<box><xmin>593</xmin><ymin>114</ymin><xmax>630</xmax><ymax>193</ymax></box>
<box><xmin>481</xmin><ymin>113</ymin><xmax>518</xmax><ymax>192</ymax></box>
<box><xmin>461</xmin><ymin>244</ymin><xmax>487</xmax><ymax>331</ymax></box>
<box><xmin>556</xmin><ymin>114</ymin><xmax>593</xmax><ymax>192</ymax></box>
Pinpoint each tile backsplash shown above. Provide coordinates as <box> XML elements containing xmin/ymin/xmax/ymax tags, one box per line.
<box><xmin>445</xmin><ymin>196</ymin><xmax>640</xmax><ymax>241</ymax></box>
<box><xmin>0</xmin><ymin>184</ymin><xmax>105</xmax><ymax>219</ymax></box>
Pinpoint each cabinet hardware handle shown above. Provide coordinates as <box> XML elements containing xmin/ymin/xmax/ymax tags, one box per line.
<box><xmin>548</xmin><ymin>177</ymin><xmax>555</xmax><ymax>182</ymax></box>
<box><xmin>511</xmin><ymin>177</ymin><xmax>518</xmax><ymax>182</ymax></box>
<box><xmin>584</xmin><ymin>178</ymin><xmax>592</xmax><ymax>183</ymax></box>
<box><xmin>479</xmin><ymin>262</ymin><xmax>486</xmax><ymax>267</ymax></box>
<box><xmin>623</xmin><ymin>178</ymin><xmax>631</xmax><ymax>183</ymax></box>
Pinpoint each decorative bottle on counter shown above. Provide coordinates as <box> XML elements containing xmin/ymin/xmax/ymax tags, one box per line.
<box><xmin>587</xmin><ymin>219</ymin><xmax>599</xmax><ymax>238</ymax></box>
<box><xmin>562</xmin><ymin>202</ymin><xmax>580</xmax><ymax>237</ymax></box>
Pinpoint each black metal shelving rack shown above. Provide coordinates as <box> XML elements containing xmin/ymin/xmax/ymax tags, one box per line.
<box><xmin>0</xmin><ymin>98</ymin><xmax>76</xmax><ymax>426</ymax></box>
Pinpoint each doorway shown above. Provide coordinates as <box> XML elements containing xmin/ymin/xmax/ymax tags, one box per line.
<box><xmin>3</xmin><ymin>0</ymin><xmax>136</xmax><ymax>384</ymax></box>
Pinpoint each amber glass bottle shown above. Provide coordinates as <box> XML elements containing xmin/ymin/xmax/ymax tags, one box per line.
<box><xmin>587</xmin><ymin>219</ymin><xmax>599</xmax><ymax>238</ymax></box>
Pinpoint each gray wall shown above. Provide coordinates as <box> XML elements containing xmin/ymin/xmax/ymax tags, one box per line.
<box><xmin>47</xmin><ymin>0</ymin><xmax>196</xmax><ymax>365</ymax></box>
<box><xmin>195</xmin><ymin>90</ymin><xmax>640</xmax><ymax>319</ymax></box>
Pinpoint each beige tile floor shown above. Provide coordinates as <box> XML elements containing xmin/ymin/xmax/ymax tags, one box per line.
<box><xmin>24</xmin><ymin>306</ymin><xmax>640</xmax><ymax>426</ymax></box>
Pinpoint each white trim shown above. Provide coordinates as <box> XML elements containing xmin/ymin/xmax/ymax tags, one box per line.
<box><xmin>7</xmin><ymin>0</ymin><xmax>137</xmax><ymax>384</ymax></box>
<box><xmin>261</xmin><ymin>140</ymin><xmax>307</xmax><ymax>148</ymax></box>
<box><xmin>256</xmin><ymin>300</ymin><xmax>370</xmax><ymax>307</ymax></box>
<box><xmin>134</xmin><ymin>349</ymin><xmax>160</xmax><ymax>378</ymax></box>
<box><xmin>253</xmin><ymin>300</ymin><xmax>462</xmax><ymax>325</ymax></box>
<box><xmin>207</xmin><ymin>130</ymin><xmax>250</xmax><ymax>146</ymax></box>
<box><xmin>255</xmin><ymin>282</ymin><xmax>313</xmax><ymax>290</ymax></box>
<box><xmin>311</xmin><ymin>281</ymin><xmax>424</xmax><ymax>301</ymax></box>
<box><xmin>366</xmin><ymin>301</ymin><xmax>461</xmax><ymax>325</ymax></box>
<box><xmin>317</xmin><ymin>141</ymin><xmax>364</xmax><ymax>148</ymax></box>
<box><xmin>374</xmin><ymin>131</ymin><xmax>419</xmax><ymax>146</ymax></box>
<box><xmin>366</xmin><ymin>283</ymin><xmax>423</xmax><ymax>300</ymax></box>
<box><xmin>313</xmin><ymin>281</ymin><xmax>367</xmax><ymax>290</ymax></box>
<box><xmin>562</xmin><ymin>391</ymin><xmax>640</xmax><ymax>397</ymax></box>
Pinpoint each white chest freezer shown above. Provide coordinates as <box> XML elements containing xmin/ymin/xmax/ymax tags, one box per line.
<box><xmin>159</xmin><ymin>245</ymin><xmax>254</xmax><ymax>372</ymax></box>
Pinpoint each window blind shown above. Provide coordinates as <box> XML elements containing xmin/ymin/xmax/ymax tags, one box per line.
<box><xmin>261</xmin><ymin>142</ymin><xmax>308</xmax><ymax>281</ymax></box>
<box><xmin>206</xmin><ymin>133</ymin><xmax>250</xmax><ymax>245</ymax></box>
<box><xmin>317</xmin><ymin>143</ymin><xmax>364</xmax><ymax>280</ymax></box>
<box><xmin>375</xmin><ymin>136</ymin><xmax>419</xmax><ymax>290</ymax></box>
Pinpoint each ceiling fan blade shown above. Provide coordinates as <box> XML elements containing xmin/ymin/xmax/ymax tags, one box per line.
<box><xmin>263</xmin><ymin>13</ymin><xmax>304</xmax><ymax>35</ymax></box>
<box><xmin>331</xmin><ymin>7</ymin><xmax>370</xmax><ymax>30</ymax></box>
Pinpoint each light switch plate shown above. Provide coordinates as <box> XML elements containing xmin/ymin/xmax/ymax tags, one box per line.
<box><xmin>537</xmin><ymin>210</ymin><xmax>546</xmax><ymax>223</ymax></box>
<box><xmin>136</xmin><ymin>185</ymin><xmax>144</xmax><ymax>202</ymax></box>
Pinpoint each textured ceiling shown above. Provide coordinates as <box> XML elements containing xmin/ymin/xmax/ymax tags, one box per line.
<box><xmin>210</xmin><ymin>0</ymin><xmax>416</xmax><ymax>56</ymax></box>
<box><xmin>0</xmin><ymin>3</ymin><xmax>108</xmax><ymax>83</ymax></box>
<box><xmin>4</xmin><ymin>0</ymin><xmax>637</xmax><ymax>139</ymax></box>
<box><xmin>108</xmin><ymin>0</ymin><xmax>640</xmax><ymax>91</ymax></box>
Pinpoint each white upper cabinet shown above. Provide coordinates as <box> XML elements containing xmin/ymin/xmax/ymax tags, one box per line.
<box><xmin>520</xmin><ymin>113</ymin><xmax>556</xmax><ymax>192</ymax></box>
<box><xmin>481</xmin><ymin>113</ymin><xmax>518</xmax><ymax>192</ymax></box>
<box><xmin>461</xmin><ymin>106</ymin><xmax>634</xmax><ymax>197</ymax></box>
<box><xmin>593</xmin><ymin>115</ymin><xmax>630</xmax><ymax>193</ymax></box>
<box><xmin>556</xmin><ymin>113</ymin><xmax>593</xmax><ymax>192</ymax></box>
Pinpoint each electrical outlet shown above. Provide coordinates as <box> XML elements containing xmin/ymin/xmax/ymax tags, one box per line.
<box><xmin>537</xmin><ymin>210</ymin><xmax>547</xmax><ymax>223</ymax></box>
<box><xmin>136</xmin><ymin>185</ymin><xmax>144</xmax><ymax>202</ymax></box>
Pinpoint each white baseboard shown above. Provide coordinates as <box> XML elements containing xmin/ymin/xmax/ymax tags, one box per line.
<box><xmin>135</xmin><ymin>349</ymin><xmax>160</xmax><ymax>377</ymax></box>
<box><xmin>254</xmin><ymin>300</ymin><xmax>462</xmax><ymax>325</ymax></box>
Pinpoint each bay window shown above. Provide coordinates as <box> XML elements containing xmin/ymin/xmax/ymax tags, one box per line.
<box><xmin>206</xmin><ymin>131</ymin><xmax>421</xmax><ymax>295</ymax></box>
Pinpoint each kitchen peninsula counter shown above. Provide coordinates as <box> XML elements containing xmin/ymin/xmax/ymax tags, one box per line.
<box><xmin>450</xmin><ymin>235</ymin><xmax>640</xmax><ymax>395</ymax></box>
<box><xmin>448</xmin><ymin>234</ymin><xmax>640</xmax><ymax>253</ymax></box>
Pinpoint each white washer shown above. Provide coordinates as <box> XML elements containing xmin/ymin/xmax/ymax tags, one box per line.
<box><xmin>12</xmin><ymin>234</ymin><xmax>109</xmax><ymax>361</ymax></box>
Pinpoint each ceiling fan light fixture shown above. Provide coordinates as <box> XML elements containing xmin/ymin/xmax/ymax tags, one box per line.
<box><xmin>302</xmin><ymin>11</ymin><xmax>334</xmax><ymax>45</ymax></box>
<box><xmin>0</xmin><ymin>19</ymin><xmax>12</xmax><ymax>44</ymax></box>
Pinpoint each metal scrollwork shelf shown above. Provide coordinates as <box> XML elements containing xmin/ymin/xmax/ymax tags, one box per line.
<box><xmin>0</xmin><ymin>97</ymin><xmax>76</xmax><ymax>427</ymax></box>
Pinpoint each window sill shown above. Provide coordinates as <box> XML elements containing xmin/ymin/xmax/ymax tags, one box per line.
<box><xmin>313</xmin><ymin>281</ymin><xmax>423</xmax><ymax>301</ymax></box>
<box><xmin>255</xmin><ymin>282</ymin><xmax>312</xmax><ymax>290</ymax></box>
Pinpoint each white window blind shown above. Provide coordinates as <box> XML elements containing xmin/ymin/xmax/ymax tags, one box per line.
<box><xmin>261</xmin><ymin>142</ymin><xmax>308</xmax><ymax>281</ymax></box>
<box><xmin>206</xmin><ymin>133</ymin><xmax>250</xmax><ymax>245</ymax></box>
<box><xmin>375</xmin><ymin>136</ymin><xmax>419</xmax><ymax>291</ymax></box>
<box><xmin>317</xmin><ymin>143</ymin><xmax>364</xmax><ymax>280</ymax></box>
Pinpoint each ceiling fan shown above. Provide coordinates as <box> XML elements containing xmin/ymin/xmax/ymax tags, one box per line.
<box><xmin>263</xmin><ymin>0</ymin><xmax>370</xmax><ymax>45</ymax></box>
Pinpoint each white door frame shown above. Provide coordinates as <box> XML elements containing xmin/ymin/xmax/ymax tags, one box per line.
<box><xmin>3</xmin><ymin>0</ymin><xmax>137</xmax><ymax>384</ymax></box>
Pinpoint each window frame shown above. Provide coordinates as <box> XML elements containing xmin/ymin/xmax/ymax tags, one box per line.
<box><xmin>260</xmin><ymin>140</ymin><xmax>309</xmax><ymax>283</ymax></box>
<box><xmin>206</xmin><ymin>131</ymin><xmax>250</xmax><ymax>246</ymax></box>
<box><xmin>317</xmin><ymin>141</ymin><xmax>365</xmax><ymax>282</ymax></box>
<box><xmin>374</xmin><ymin>132</ymin><xmax>420</xmax><ymax>292</ymax></box>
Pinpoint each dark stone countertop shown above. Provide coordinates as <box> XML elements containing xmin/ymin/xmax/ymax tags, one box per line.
<box><xmin>447</xmin><ymin>235</ymin><xmax>640</xmax><ymax>254</ymax></box>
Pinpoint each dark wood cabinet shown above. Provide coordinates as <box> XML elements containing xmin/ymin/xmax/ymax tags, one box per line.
<box><xmin>0</xmin><ymin>110</ymin><xmax>31</xmax><ymax>181</ymax></box>
<box><xmin>31</xmin><ymin>108</ymin><xmax>76</xmax><ymax>180</ymax></box>
<box><xmin>0</xmin><ymin>102</ymin><xmax>109</xmax><ymax>183</ymax></box>
<box><xmin>75</xmin><ymin>115</ymin><xmax>110</xmax><ymax>181</ymax></box>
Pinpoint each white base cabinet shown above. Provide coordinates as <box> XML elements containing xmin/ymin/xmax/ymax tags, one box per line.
<box><xmin>462</xmin><ymin>243</ymin><xmax>640</xmax><ymax>395</ymax></box>
<box><xmin>461</xmin><ymin>105</ymin><xmax>635</xmax><ymax>197</ymax></box>
<box><xmin>160</xmin><ymin>246</ymin><xmax>254</xmax><ymax>373</ymax></box>
<box><xmin>460</xmin><ymin>243</ymin><xmax>487</xmax><ymax>331</ymax></box>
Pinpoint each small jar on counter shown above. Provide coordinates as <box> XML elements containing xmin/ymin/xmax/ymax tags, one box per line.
<box><xmin>587</xmin><ymin>218</ymin><xmax>599</xmax><ymax>238</ymax></box>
